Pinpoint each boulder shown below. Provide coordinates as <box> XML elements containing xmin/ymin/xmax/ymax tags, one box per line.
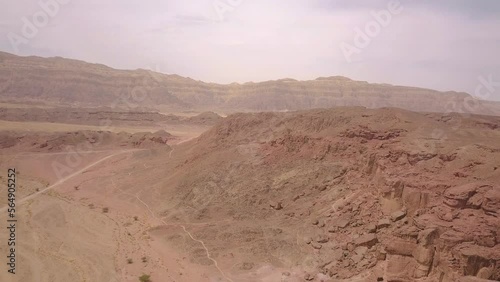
<box><xmin>351</xmin><ymin>252</ymin><xmax>364</xmax><ymax>264</ymax></box>
<box><xmin>440</xmin><ymin>230</ymin><xmax>471</xmax><ymax>250</ymax></box>
<box><xmin>354</xmin><ymin>234</ymin><xmax>378</xmax><ymax>248</ymax></box>
<box><xmin>270</xmin><ymin>201</ymin><xmax>283</xmax><ymax>210</ymax></box>
<box><xmin>385</xmin><ymin>254</ymin><xmax>418</xmax><ymax>281</ymax></box>
<box><xmin>333</xmin><ymin>217</ymin><xmax>350</xmax><ymax>228</ymax></box>
<box><xmin>467</xmin><ymin>193</ymin><xmax>484</xmax><ymax>209</ymax></box>
<box><xmin>482</xmin><ymin>189</ymin><xmax>500</xmax><ymax>217</ymax></box>
<box><xmin>413</xmin><ymin>262</ymin><xmax>432</xmax><ymax>279</ymax></box>
<box><xmin>316</xmin><ymin>235</ymin><xmax>329</xmax><ymax>244</ymax></box>
<box><xmin>412</xmin><ymin>245</ymin><xmax>434</xmax><ymax>266</ymax></box>
<box><xmin>385</xmin><ymin>239</ymin><xmax>417</xmax><ymax>256</ymax></box>
<box><xmin>396</xmin><ymin>225</ymin><xmax>419</xmax><ymax>240</ymax></box>
<box><xmin>391</xmin><ymin>210</ymin><xmax>407</xmax><ymax>222</ymax></box>
<box><xmin>402</xmin><ymin>186</ymin><xmax>430</xmax><ymax>214</ymax></box>
<box><xmin>454</xmin><ymin>243</ymin><xmax>500</xmax><ymax>278</ymax></box>
<box><xmin>417</xmin><ymin>228</ymin><xmax>439</xmax><ymax>247</ymax></box>
<box><xmin>366</xmin><ymin>223</ymin><xmax>377</xmax><ymax>233</ymax></box>
<box><xmin>330</xmin><ymin>249</ymin><xmax>343</xmax><ymax>261</ymax></box>
<box><xmin>311</xmin><ymin>242</ymin><xmax>322</xmax><ymax>250</ymax></box>
<box><xmin>327</xmin><ymin>226</ymin><xmax>338</xmax><ymax>233</ymax></box>
<box><xmin>444</xmin><ymin>183</ymin><xmax>478</xmax><ymax>208</ymax></box>
<box><xmin>376</xmin><ymin>247</ymin><xmax>387</xmax><ymax>261</ymax></box>
<box><xmin>474</xmin><ymin>229</ymin><xmax>497</xmax><ymax>248</ymax></box>
<box><xmin>377</xmin><ymin>218</ymin><xmax>391</xmax><ymax>229</ymax></box>
<box><xmin>476</xmin><ymin>267</ymin><xmax>494</xmax><ymax>280</ymax></box>
<box><xmin>347</xmin><ymin>243</ymin><xmax>355</xmax><ymax>251</ymax></box>
<box><xmin>305</xmin><ymin>237</ymin><xmax>312</xmax><ymax>244</ymax></box>
<box><xmin>354</xmin><ymin>246</ymin><xmax>368</xmax><ymax>256</ymax></box>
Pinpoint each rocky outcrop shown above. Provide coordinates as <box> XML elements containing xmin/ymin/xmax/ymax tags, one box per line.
<box><xmin>483</xmin><ymin>189</ymin><xmax>500</xmax><ymax>217</ymax></box>
<box><xmin>0</xmin><ymin>107</ymin><xmax>223</xmax><ymax>126</ymax></box>
<box><xmin>146</xmin><ymin>108</ymin><xmax>500</xmax><ymax>282</ymax></box>
<box><xmin>0</xmin><ymin>130</ymin><xmax>173</xmax><ymax>151</ymax></box>
<box><xmin>444</xmin><ymin>183</ymin><xmax>481</xmax><ymax>208</ymax></box>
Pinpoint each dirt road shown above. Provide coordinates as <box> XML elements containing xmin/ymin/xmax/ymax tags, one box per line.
<box><xmin>0</xmin><ymin>149</ymin><xmax>145</xmax><ymax>213</ymax></box>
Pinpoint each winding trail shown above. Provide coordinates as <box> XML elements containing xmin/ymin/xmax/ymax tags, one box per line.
<box><xmin>5</xmin><ymin>137</ymin><xmax>234</xmax><ymax>280</ymax></box>
<box><xmin>111</xmin><ymin>137</ymin><xmax>234</xmax><ymax>281</ymax></box>
<box><xmin>3</xmin><ymin>149</ymin><xmax>127</xmax><ymax>158</ymax></box>
<box><xmin>113</xmin><ymin>176</ymin><xmax>234</xmax><ymax>282</ymax></box>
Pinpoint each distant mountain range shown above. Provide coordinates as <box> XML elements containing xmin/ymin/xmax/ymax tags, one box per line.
<box><xmin>1</xmin><ymin>51</ymin><xmax>499</xmax><ymax>115</ymax></box>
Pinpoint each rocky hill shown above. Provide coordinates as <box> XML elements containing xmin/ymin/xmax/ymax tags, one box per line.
<box><xmin>2</xmin><ymin>52</ymin><xmax>499</xmax><ymax>115</ymax></box>
<box><xmin>0</xmin><ymin>107</ymin><xmax>223</xmax><ymax>127</ymax></box>
<box><xmin>152</xmin><ymin>107</ymin><xmax>500</xmax><ymax>281</ymax></box>
<box><xmin>0</xmin><ymin>130</ymin><xmax>173</xmax><ymax>152</ymax></box>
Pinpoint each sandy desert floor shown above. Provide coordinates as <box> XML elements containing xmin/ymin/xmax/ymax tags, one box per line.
<box><xmin>0</xmin><ymin>143</ymin><xmax>295</xmax><ymax>282</ymax></box>
<box><xmin>0</xmin><ymin>115</ymin><xmax>230</xmax><ymax>282</ymax></box>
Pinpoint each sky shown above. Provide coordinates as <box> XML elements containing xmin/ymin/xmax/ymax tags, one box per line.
<box><xmin>1</xmin><ymin>0</ymin><xmax>500</xmax><ymax>100</ymax></box>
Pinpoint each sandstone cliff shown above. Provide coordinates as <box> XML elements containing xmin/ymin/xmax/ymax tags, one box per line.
<box><xmin>2</xmin><ymin>51</ymin><xmax>499</xmax><ymax>115</ymax></box>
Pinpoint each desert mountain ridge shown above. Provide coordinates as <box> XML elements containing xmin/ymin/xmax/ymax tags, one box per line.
<box><xmin>0</xmin><ymin>51</ymin><xmax>448</xmax><ymax>86</ymax></box>
<box><xmin>2</xmin><ymin>51</ymin><xmax>499</xmax><ymax>115</ymax></box>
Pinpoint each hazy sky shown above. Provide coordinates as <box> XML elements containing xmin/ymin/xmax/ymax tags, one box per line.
<box><xmin>1</xmin><ymin>0</ymin><xmax>500</xmax><ymax>100</ymax></box>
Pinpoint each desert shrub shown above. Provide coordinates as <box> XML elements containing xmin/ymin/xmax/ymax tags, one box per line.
<box><xmin>139</xmin><ymin>274</ymin><xmax>151</xmax><ymax>282</ymax></box>
<box><xmin>102</xmin><ymin>207</ymin><xmax>109</xmax><ymax>213</ymax></box>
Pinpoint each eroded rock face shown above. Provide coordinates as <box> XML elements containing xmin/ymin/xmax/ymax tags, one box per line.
<box><xmin>386</xmin><ymin>254</ymin><xmax>419</xmax><ymax>281</ymax></box>
<box><xmin>402</xmin><ymin>186</ymin><xmax>431</xmax><ymax>215</ymax></box>
<box><xmin>385</xmin><ymin>239</ymin><xmax>416</xmax><ymax>257</ymax></box>
<box><xmin>377</xmin><ymin>219</ymin><xmax>391</xmax><ymax>229</ymax></box>
<box><xmin>444</xmin><ymin>183</ymin><xmax>479</xmax><ymax>208</ymax></box>
<box><xmin>482</xmin><ymin>189</ymin><xmax>500</xmax><ymax>217</ymax></box>
<box><xmin>440</xmin><ymin>230</ymin><xmax>472</xmax><ymax>250</ymax></box>
<box><xmin>371</xmin><ymin>182</ymin><xmax>500</xmax><ymax>281</ymax></box>
<box><xmin>391</xmin><ymin>210</ymin><xmax>407</xmax><ymax>222</ymax></box>
<box><xmin>418</xmin><ymin>228</ymin><xmax>439</xmax><ymax>247</ymax></box>
<box><xmin>467</xmin><ymin>193</ymin><xmax>484</xmax><ymax>209</ymax></box>
<box><xmin>5</xmin><ymin>51</ymin><xmax>500</xmax><ymax>115</ymax></box>
<box><xmin>454</xmin><ymin>243</ymin><xmax>500</xmax><ymax>279</ymax></box>
<box><xmin>354</xmin><ymin>234</ymin><xmax>378</xmax><ymax>248</ymax></box>
<box><xmin>412</xmin><ymin>245</ymin><xmax>434</xmax><ymax>266</ymax></box>
<box><xmin>0</xmin><ymin>130</ymin><xmax>173</xmax><ymax>151</ymax></box>
<box><xmin>155</xmin><ymin>109</ymin><xmax>500</xmax><ymax>282</ymax></box>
